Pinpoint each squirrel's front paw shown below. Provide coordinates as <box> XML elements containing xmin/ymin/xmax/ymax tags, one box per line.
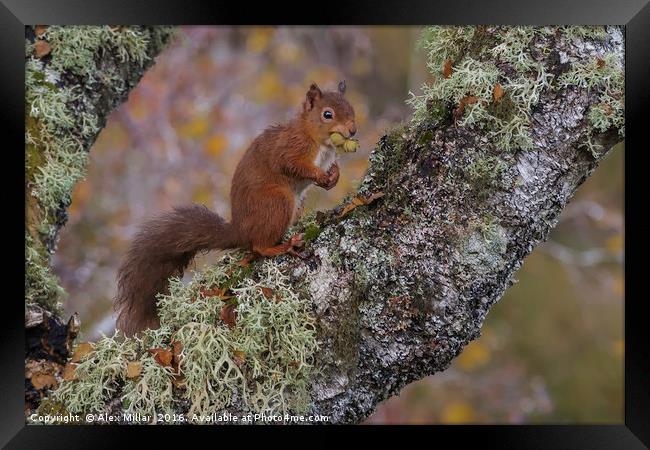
<box><xmin>315</xmin><ymin>172</ymin><xmax>333</xmax><ymax>190</ymax></box>
<box><xmin>315</xmin><ymin>169</ymin><xmax>338</xmax><ymax>191</ymax></box>
<box><xmin>327</xmin><ymin>163</ymin><xmax>340</xmax><ymax>187</ymax></box>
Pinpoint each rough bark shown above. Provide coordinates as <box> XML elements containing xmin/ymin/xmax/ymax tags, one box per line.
<box><xmin>25</xmin><ymin>26</ymin><xmax>624</xmax><ymax>424</ymax></box>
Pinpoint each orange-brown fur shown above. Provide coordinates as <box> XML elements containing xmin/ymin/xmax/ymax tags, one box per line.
<box><xmin>115</xmin><ymin>82</ymin><xmax>356</xmax><ymax>336</ymax></box>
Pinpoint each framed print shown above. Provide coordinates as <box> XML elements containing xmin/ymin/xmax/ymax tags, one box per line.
<box><xmin>3</xmin><ymin>0</ymin><xmax>648</xmax><ymax>447</ymax></box>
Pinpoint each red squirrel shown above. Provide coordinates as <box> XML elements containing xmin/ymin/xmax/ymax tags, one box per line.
<box><xmin>115</xmin><ymin>81</ymin><xmax>357</xmax><ymax>336</ymax></box>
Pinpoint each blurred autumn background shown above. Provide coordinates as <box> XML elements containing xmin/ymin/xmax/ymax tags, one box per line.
<box><xmin>50</xmin><ymin>26</ymin><xmax>624</xmax><ymax>424</ymax></box>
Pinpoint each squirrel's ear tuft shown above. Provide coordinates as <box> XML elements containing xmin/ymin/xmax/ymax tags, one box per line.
<box><xmin>338</xmin><ymin>80</ymin><xmax>346</xmax><ymax>95</ymax></box>
<box><xmin>304</xmin><ymin>83</ymin><xmax>322</xmax><ymax>111</ymax></box>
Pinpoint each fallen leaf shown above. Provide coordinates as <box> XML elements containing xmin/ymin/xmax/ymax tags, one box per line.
<box><xmin>337</xmin><ymin>192</ymin><xmax>385</xmax><ymax>219</ymax></box>
<box><xmin>34</xmin><ymin>25</ymin><xmax>48</xmax><ymax>37</ymax></box>
<box><xmin>70</xmin><ymin>342</ymin><xmax>94</xmax><ymax>363</ymax></box>
<box><xmin>493</xmin><ymin>83</ymin><xmax>504</xmax><ymax>102</ymax></box>
<box><xmin>200</xmin><ymin>286</ymin><xmax>223</xmax><ymax>297</ymax></box>
<box><xmin>260</xmin><ymin>286</ymin><xmax>283</xmax><ymax>302</ymax></box>
<box><xmin>200</xmin><ymin>286</ymin><xmax>234</xmax><ymax>301</ymax></box>
<box><xmin>232</xmin><ymin>350</ymin><xmax>246</xmax><ymax>368</ymax></box>
<box><xmin>148</xmin><ymin>348</ymin><xmax>173</xmax><ymax>367</ymax></box>
<box><xmin>34</xmin><ymin>40</ymin><xmax>51</xmax><ymax>58</ymax></box>
<box><xmin>62</xmin><ymin>363</ymin><xmax>78</xmax><ymax>381</ymax></box>
<box><xmin>220</xmin><ymin>303</ymin><xmax>237</xmax><ymax>328</ymax></box>
<box><xmin>596</xmin><ymin>57</ymin><xmax>606</xmax><ymax>69</ymax></box>
<box><xmin>126</xmin><ymin>361</ymin><xmax>143</xmax><ymax>379</ymax></box>
<box><xmin>31</xmin><ymin>373</ymin><xmax>57</xmax><ymax>390</ymax></box>
<box><xmin>442</xmin><ymin>58</ymin><xmax>453</xmax><ymax>78</ymax></box>
<box><xmin>365</xmin><ymin>191</ymin><xmax>385</xmax><ymax>203</ymax></box>
<box><xmin>453</xmin><ymin>96</ymin><xmax>479</xmax><ymax>120</ymax></box>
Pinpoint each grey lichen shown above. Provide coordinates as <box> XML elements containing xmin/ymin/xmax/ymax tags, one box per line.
<box><xmin>407</xmin><ymin>26</ymin><xmax>623</xmax><ymax>153</ymax></box>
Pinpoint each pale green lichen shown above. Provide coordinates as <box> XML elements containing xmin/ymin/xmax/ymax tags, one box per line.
<box><xmin>408</xmin><ymin>26</ymin><xmax>548</xmax><ymax>151</ymax></box>
<box><xmin>559</xmin><ymin>52</ymin><xmax>624</xmax><ymax>153</ymax></box>
<box><xmin>25</xmin><ymin>233</ymin><xmax>65</xmax><ymax>312</ymax></box>
<box><xmin>53</xmin><ymin>332</ymin><xmax>139</xmax><ymax>414</ymax></box>
<box><xmin>50</xmin><ymin>253</ymin><xmax>318</xmax><ymax>421</ymax></box>
<box><xmin>560</xmin><ymin>25</ymin><xmax>608</xmax><ymax>42</ymax></box>
<box><xmin>407</xmin><ymin>26</ymin><xmax>621</xmax><ymax>153</ymax></box>
<box><xmin>42</xmin><ymin>26</ymin><xmax>151</xmax><ymax>80</ymax></box>
<box><xmin>121</xmin><ymin>330</ymin><xmax>176</xmax><ymax>419</ymax></box>
<box><xmin>25</xmin><ymin>26</ymin><xmax>157</xmax><ymax>233</ymax></box>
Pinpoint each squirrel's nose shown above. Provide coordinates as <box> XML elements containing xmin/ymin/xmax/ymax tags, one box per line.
<box><xmin>348</xmin><ymin>124</ymin><xmax>357</xmax><ymax>137</ymax></box>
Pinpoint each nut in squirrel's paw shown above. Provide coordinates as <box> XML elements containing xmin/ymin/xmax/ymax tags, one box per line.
<box><xmin>330</xmin><ymin>132</ymin><xmax>359</xmax><ymax>153</ymax></box>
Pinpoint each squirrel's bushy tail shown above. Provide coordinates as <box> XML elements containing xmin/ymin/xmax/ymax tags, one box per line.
<box><xmin>115</xmin><ymin>204</ymin><xmax>237</xmax><ymax>336</ymax></box>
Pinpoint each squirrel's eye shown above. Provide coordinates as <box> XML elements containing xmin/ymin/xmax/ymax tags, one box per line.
<box><xmin>323</xmin><ymin>110</ymin><xmax>333</xmax><ymax>120</ymax></box>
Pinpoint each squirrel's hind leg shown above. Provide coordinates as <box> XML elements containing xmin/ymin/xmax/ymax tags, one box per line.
<box><xmin>244</xmin><ymin>186</ymin><xmax>306</xmax><ymax>258</ymax></box>
<box><xmin>253</xmin><ymin>233</ymin><xmax>306</xmax><ymax>258</ymax></box>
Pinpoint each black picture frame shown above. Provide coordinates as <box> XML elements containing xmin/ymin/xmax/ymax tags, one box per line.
<box><xmin>4</xmin><ymin>0</ymin><xmax>648</xmax><ymax>447</ymax></box>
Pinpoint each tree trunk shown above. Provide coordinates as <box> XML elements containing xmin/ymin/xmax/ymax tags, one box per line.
<box><xmin>25</xmin><ymin>26</ymin><xmax>624</xmax><ymax>424</ymax></box>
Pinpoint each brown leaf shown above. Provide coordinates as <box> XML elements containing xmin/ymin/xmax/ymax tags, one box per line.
<box><xmin>232</xmin><ymin>350</ymin><xmax>246</xmax><ymax>368</ymax></box>
<box><xmin>365</xmin><ymin>191</ymin><xmax>386</xmax><ymax>203</ymax></box>
<box><xmin>148</xmin><ymin>348</ymin><xmax>173</xmax><ymax>367</ymax></box>
<box><xmin>493</xmin><ymin>83</ymin><xmax>504</xmax><ymax>102</ymax></box>
<box><xmin>260</xmin><ymin>286</ymin><xmax>283</xmax><ymax>302</ymax></box>
<box><xmin>260</xmin><ymin>286</ymin><xmax>274</xmax><ymax>299</ymax></box>
<box><xmin>31</xmin><ymin>373</ymin><xmax>57</xmax><ymax>390</ymax></box>
<box><xmin>337</xmin><ymin>192</ymin><xmax>385</xmax><ymax>219</ymax></box>
<box><xmin>70</xmin><ymin>342</ymin><xmax>94</xmax><ymax>363</ymax></box>
<box><xmin>126</xmin><ymin>361</ymin><xmax>143</xmax><ymax>379</ymax></box>
<box><xmin>200</xmin><ymin>286</ymin><xmax>234</xmax><ymax>301</ymax></box>
<box><xmin>453</xmin><ymin>96</ymin><xmax>479</xmax><ymax>120</ymax></box>
<box><xmin>220</xmin><ymin>303</ymin><xmax>237</xmax><ymax>328</ymax></box>
<box><xmin>200</xmin><ymin>286</ymin><xmax>223</xmax><ymax>297</ymax></box>
<box><xmin>596</xmin><ymin>57</ymin><xmax>606</xmax><ymax>69</ymax></box>
<box><xmin>34</xmin><ymin>25</ymin><xmax>48</xmax><ymax>37</ymax></box>
<box><xmin>442</xmin><ymin>58</ymin><xmax>453</xmax><ymax>78</ymax></box>
<box><xmin>34</xmin><ymin>40</ymin><xmax>51</xmax><ymax>58</ymax></box>
<box><xmin>62</xmin><ymin>363</ymin><xmax>78</xmax><ymax>381</ymax></box>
